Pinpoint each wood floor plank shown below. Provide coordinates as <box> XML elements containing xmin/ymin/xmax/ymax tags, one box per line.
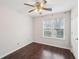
<box><xmin>2</xmin><ymin>42</ymin><xmax>75</xmax><ymax>59</ymax></box>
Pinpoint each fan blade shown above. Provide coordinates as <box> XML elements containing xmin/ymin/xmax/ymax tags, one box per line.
<box><xmin>24</xmin><ymin>3</ymin><xmax>34</xmax><ymax>7</ymax></box>
<box><xmin>28</xmin><ymin>9</ymin><xmax>35</xmax><ymax>13</ymax></box>
<box><xmin>43</xmin><ymin>0</ymin><xmax>47</xmax><ymax>4</ymax></box>
<box><xmin>43</xmin><ymin>8</ymin><xmax>52</xmax><ymax>11</ymax></box>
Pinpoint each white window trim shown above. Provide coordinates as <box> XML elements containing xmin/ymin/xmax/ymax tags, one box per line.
<box><xmin>42</xmin><ymin>18</ymin><xmax>65</xmax><ymax>40</ymax></box>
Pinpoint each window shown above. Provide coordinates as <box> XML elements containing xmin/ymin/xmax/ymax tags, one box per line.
<box><xmin>43</xmin><ymin>17</ymin><xmax>64</xmax><ymax>39</ymax></box>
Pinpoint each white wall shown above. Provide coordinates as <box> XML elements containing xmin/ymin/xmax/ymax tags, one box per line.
<box><xmin>0</xmin><ymin>6</ymin><xmax>33</xmax><ymax>58</ymax></box>
<box><xmin>33</xmin><ymin>11</ymin><xmax>71</xmax><ymax>49</ymax></box>
<box><xmin>71</xmin><ymin>5</ymin><xmax>78</xmax><ymax>59</ymax></box>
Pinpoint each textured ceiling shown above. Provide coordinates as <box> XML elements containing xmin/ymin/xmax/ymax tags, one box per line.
<box><xmin>0</xmin><ymin>0</ymin><xmax>77</xmax><ymax>17</ymax></box>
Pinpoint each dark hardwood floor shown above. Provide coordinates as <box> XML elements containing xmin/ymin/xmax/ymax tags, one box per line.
<box><xmin>2</xmin><ymin>42</ymin><xmax>75</xmax><ymax>59</ymax></box>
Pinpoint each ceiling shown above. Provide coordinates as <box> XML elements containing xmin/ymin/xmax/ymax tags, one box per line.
<box><xmin>0</xmin><ymin>0</ymin><xmax>77</xmax><ymax>17</ymax></box>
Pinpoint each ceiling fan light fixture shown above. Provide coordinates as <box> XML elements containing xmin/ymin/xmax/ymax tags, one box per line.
<box><xmin>34</xmin><ymin>2</ymin><xmax>44</xmax><ymax>12</ymax></box>
<box><xmin>35</xmin><ymin>8</ymin><xmax>42</xmax><ymax>12</ymax></box>
<box><xmin>24</xmin><ymin>0</ymin><xmax>52</xmax><ymax>13</ymax></box>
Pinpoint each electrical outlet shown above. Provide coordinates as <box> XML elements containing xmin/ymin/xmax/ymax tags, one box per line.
<box><xmin>17</xmin><ymin>43</ymin><xmax>20</xmax><ymax>45</ymax></box>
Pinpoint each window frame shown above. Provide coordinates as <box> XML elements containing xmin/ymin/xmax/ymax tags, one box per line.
<box><xmin>42</xmin><ymin>17</ymin><xmax>65</xmax><ymax>40</ymax></box>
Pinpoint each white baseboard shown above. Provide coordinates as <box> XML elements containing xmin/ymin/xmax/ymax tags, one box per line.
<box><xmin>34</xmin><ymin>41</ymin><xmax>70</xmax><ymax>49</ymax></box>
<box><xmin>70</xmin><ymin>49</ymin><xmax>76</xmax><ymax>59</ymax></box>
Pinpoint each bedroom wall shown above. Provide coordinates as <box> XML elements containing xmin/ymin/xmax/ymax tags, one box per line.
<box><xmin>0</xmin><ymin>6</ymin><xmax>33</xmax><ymax>58</ymax></box>
<box><xmin>71</xmin><ymin>4</ymin><xmax>78</xmax><ymax>59</ymax></box>
<box><xmin>33</xmin><ymin>11</ymin><xmax>71</xmax><ymax>49</ymax></box>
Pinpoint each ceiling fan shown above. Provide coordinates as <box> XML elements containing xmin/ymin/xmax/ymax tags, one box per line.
<box><xmin>24</xmin><ymin>0</ymin><xmax>52</xmax><ymax>13</ymax></box>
